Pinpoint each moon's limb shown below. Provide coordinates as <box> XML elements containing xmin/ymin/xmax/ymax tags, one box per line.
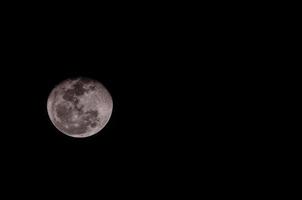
<box><xmin>47</xmin><ymin>77</ymin><xmax>113</xmax><ymax>138</ymax></box>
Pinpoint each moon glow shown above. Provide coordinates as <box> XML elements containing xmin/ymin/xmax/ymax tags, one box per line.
<box><xmin>47</xmin><ymin>77</ymin><xmax>113</xmax><ymax>138</ymax></box>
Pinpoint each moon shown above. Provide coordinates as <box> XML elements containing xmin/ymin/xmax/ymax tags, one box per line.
<box><xmin>47</xmin><ymin>77</ymin><xmax>113</xmax><ymax>138</ymax></box>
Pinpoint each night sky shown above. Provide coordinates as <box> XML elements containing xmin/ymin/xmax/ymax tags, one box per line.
<box><xmin>0</xmin><ymin>4</ymin><xmax>256</xmax><ymax>196</ymax></box>
<box><xmin>1</xmin><ymin>20</ymin><xmax>197</xmax><ymax>182</ymax></box>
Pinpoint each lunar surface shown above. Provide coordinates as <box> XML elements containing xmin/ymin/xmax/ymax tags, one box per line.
<box><xmin>47</xmin><ymin>77</ymin><xmax>113</xmax><ymax>138</ymax></box>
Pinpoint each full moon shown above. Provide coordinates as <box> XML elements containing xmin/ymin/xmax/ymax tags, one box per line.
<box><xmin>47</xmin><ymin>77</ymin><xmax>113</xmax><ymax>138</ymax></box>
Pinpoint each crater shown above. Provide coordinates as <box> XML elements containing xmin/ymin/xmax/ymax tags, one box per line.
<box><xmin>85</xmin><ymin>110</ymin><xmax>99</xmax><ymax>118</ymax></box>
<box><xmin>55</xmin><ymin>103</ymin><xmax>73</xmax><ymax>123</ymax></box>
<box><xmin>90</xmin><ymin>122</ymin><xmax>97</xmax><ymax>128</ymax></box>
<box><xmin>62</xmin><ymin>89</ymin><xmax>76</xmax><ymax>102</ymax></box>
<box><xmin>73</xmin><ymin>81</ymin><xmax>87</xmax><ymax>96</ymax></box>
<box><xmin>67</xmin><ymin>122</ymin><xmax>89</xmax><ymax>135</ymax></box>
<box><xmin>62</xmin><ymin>80</ymin><xmax>90</xmax><ymax>104</ymax></box>
<box><xmin>89</xmin><ymin>85</ymin><xmax>96</xmax><ymax>91</ymax></box>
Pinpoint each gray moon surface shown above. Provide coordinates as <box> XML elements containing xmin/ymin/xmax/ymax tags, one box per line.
<box><xmin>47</xmin><ymin>77</ymin><xmax>113</xmax><ymax>138</ymax></box>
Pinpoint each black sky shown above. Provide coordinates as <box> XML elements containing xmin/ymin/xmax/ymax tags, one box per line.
<box><xmin>0</xmin><ymin>4</ymin><xmax>262</xmax><ymax>196</ymax></box>
<box><xmin>1</xmin><ymin>13</ymin><xmax>197</xmax><ymax>173</ymax></box>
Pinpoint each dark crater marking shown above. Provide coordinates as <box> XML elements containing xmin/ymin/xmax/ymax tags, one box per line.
<box><xmin>55</xmin><ymin>103</ymin><xmax>99</xmax><ymax>135</ymax></box>
<box><xmin>56</xmin><ymin>103</ymin><xmax>73</xmax><ymax>123</ymax></box>
<box><xmin>62</xmin><ymin>80</ymin><xmax>90</xmax><ymax>104</ymax></box>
